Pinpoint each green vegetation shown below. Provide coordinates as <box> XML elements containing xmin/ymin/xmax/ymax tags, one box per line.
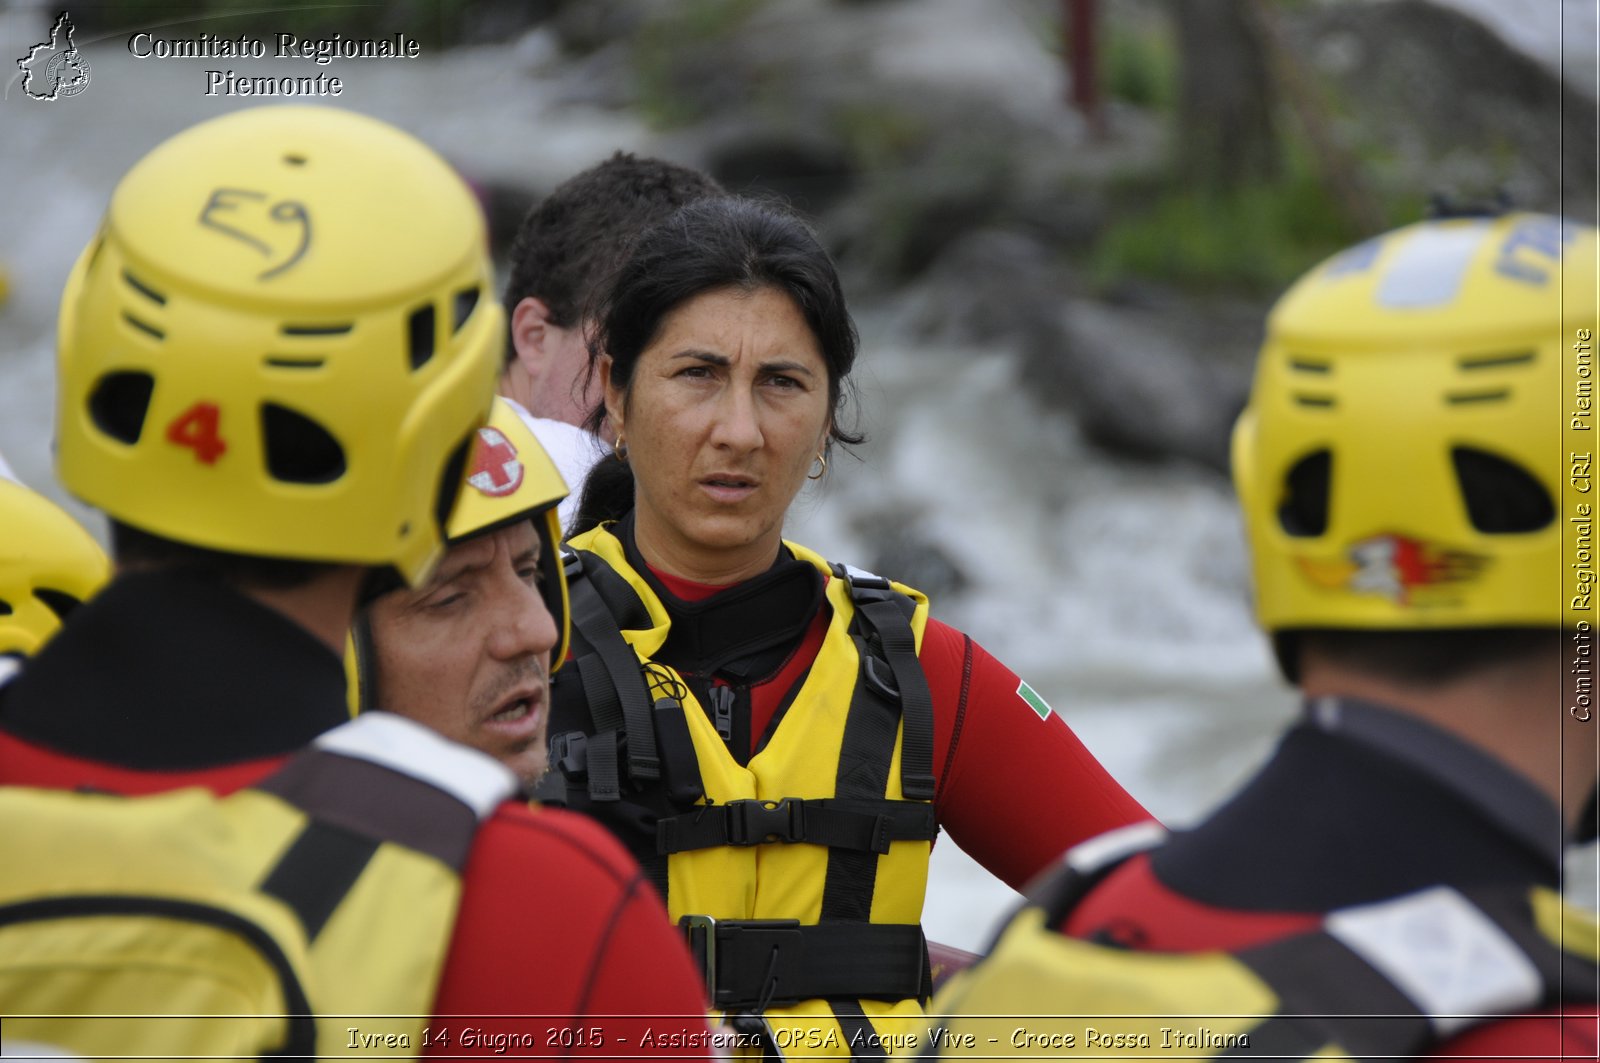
<box><xmin>632</xmin><ymin>0</ymin><xmax>766</xmax><ymax>129</ymax></box>
<box><xmin>1103</xmin><ymin>20</ymin><xmax>1176</xmax><ymax>109</ymax></box>
<box><xmin>830</xmin><ymin>102</ymin><xmax>928</xmax><ymax>172</ymax></box>
<box><xmin>1090</xmin><ymin>142</ymin><xmax>1417</xmax><ymax>296</ymax></box>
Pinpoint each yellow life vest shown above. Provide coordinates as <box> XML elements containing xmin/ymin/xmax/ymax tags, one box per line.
<box><xmin>924</xmin><ymin>824</ymin><xmax>1600</xmax><ymax>1059</ymax></box>
<box><xmin>549</xmin><ymin>526</ymin><xmax>939</xmax><ymax>1057</ymax></box>
<box><xmin>0</xmin><ymin>712</ymin><xmax>514</xmax><ymax>1059</ymax></box>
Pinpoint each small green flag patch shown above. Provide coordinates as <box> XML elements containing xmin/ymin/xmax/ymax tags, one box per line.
<box><xmin>1017</xmin><ymin>680</ymin><xmax>1053</xmax><ymax>721</ymax></box>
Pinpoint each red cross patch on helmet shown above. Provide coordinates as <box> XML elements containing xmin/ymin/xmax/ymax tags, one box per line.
<box><xmin>466</xmin><ymin>426</ymin><xmax>524</xmax><ymax>498</ymax></box>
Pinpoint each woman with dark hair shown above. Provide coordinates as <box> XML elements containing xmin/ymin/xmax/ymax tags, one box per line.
<box><xmin>544</xmin><ymin>197</ymin><xmax>1150</xmax><ymax>1056</ymax></box>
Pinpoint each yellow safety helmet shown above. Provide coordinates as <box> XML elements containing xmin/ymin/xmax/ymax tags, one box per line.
<box><xmin>0</xmin><ymin>481</ymin><xmax>110</xmax><ymax>656</ymax></box>
<box><xmin>346</xmin><ymin>398</ymin><xmax>571</xmax><ymax>713</ymax></box>
<box><xmin>56</xmin><ymin>106</ymin><xmax>500</xmax><ymax>586</ymax></box>
<box><xmin>1233</xmin><ymin>212</ymin><xmax>1597</xmax><ymax>658</ymax></box>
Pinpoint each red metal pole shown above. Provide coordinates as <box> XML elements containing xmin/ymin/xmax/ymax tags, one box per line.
<box><xmin>1064</xmin><ymin>0</ymin><xmax>1105</xmax><ymax>137</ymax></box>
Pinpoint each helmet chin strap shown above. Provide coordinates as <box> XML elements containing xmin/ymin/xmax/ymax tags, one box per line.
<box><xmin>348</xmin><ymin>611</ymin><xmax>381</xmax><ymax>714</ymax></box>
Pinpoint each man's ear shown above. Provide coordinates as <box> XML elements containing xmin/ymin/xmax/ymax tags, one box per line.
<box><xmin>509</xmin><ymin>296</ymin><xmax>557</xmax><ymax>386</ymax></box>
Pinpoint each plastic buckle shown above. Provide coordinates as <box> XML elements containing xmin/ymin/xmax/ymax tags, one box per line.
<box><xmin>549</xmin><ymin>731</ymin><xmax>588</xmax><ymax>779</ymax></box>
<box><xmin>836</xmin><ymin>562</ymin><xmax>891</xmax><ymax>589</ymax></box>
<box><xmin>861</xmin><ymin>654</ymin><xmax>900</xmax><ymax>701</ymax></box>
<box><xmin>560</xmin><ymin>547</ymin><xmax>583</xmax><ymax>579</ymax></box>
<box><xmin>726</xmin><ymin>798</ymin><xmax>804</xmax><ymax>846</ymax></box>
<box><xmin>709</xmin><ymin>685</ymin><xmax>735</xmax><ymax>743</ymax></box>
<box><xmin>688</xmin><ymin>917</ymin><xmax>804</xmax><ymax>1010</ymax></box>
<box><xmin>727</xmin><ymin>1014</ymin><xmax>786</xmax><ymax>1061</ymax></box>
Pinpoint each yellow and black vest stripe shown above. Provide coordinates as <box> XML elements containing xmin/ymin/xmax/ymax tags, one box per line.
<box><xmin>0</xmin><ymin>712</ymin><xmax>514</xmax><ymax>1059</ymax></box>
<box><xmin>925</xmin><ymin>823</ymin><xmax>1600</xmax><ymax>1059</ymax></box>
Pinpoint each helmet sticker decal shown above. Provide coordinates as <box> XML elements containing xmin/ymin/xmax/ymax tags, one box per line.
<box><xmin>1492</xmin><ymin>215</ymin><xmax>1577</xmax><ymax>286</ymax></box>
<box><xmin>199</xmin><ymin>188</ymin><xmax>312</xmax><ymax>280</ymax></box>
<box><xmin>1322</xmin><ymin>236</ymin><xmax>1384</xmax><ymax>279</ymax></box>
<box><xmin>1375</xmin><ymin>223</ymin><xmax>1489</xmax><ymax>309</ymax></box>
<box><xmin>466</xmin><ymin>426</ymin><xmax>523</xmax><ymax>498</ymax></box>
<box><xmin>1298</xmin><ymin>533</ymin><xmax>1490</xmax><ymax>606</ymax></box>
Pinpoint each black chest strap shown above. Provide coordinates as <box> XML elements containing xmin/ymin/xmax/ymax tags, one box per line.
<box><xmin>657</xmin><ymin>796</ymin><xmax>937</xmax><ymax>855</ymax></box>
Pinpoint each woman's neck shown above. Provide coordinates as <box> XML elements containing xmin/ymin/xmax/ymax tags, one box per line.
<box><xmin>627</xmin><ymin>509</ymin><xmax>782</xmax><ymax>587</ymax></box>
<box><xmin>649</xmin><ymin>563</ymin><xmax>727</xmax><ymax>603</ymax></box>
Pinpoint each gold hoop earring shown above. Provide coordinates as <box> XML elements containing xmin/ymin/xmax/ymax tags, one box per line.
<box><xmin>807</xmin><ymin>450</ymin><xmax>827</xmax><ymax>480</ymax></box>
<box><xmin>612</xmin><ymin>434</ymin><xmax>628</xmax><ymax>464</ymax></box>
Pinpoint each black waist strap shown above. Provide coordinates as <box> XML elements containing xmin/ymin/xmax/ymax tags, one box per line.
<box><xmin>657</xmin><ymin>797</ymin><xmax>937</xmax><ymax>855</ymax></box>
<box><xmin>681</xmin><ymin>916</ymin><xmax>927</xmax><ymax>1009</ymax></box>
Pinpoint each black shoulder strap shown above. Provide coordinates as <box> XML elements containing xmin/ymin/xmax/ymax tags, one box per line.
<box><xmin>803</xmin><ymin>565</ymin><xmax>941</xmax><ymax>1039</ymax></box>
<box><xmin>564</xmin><ymin>550</ymin><xmax>661</xmax><ymax>787</ymax></box>
<box><xmin>557</xmin><ymin>550</ymin><xmax>706</xmax><ymax>805</ymax></box>
<box><xmin>253</xmin><ymin>741</ymin><xmax>489</xmax><ymax>943</ymax></box>
<box><xmin>832</xmin><ymin>565</ymin><xmax>935</xmax><ymax>801</ymax></box>
<box><xmin>545</xmin><ymin>551</ymin><xmax>705</xmax><ymax>900</ymax></box>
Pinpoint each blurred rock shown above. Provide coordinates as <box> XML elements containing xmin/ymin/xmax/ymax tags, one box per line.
<box><xmin>545</xmin><ymin>40</ymin><xmax>638</xmax><ymax>109</ymax></box>
<box><xmin>464</xmin><ymin>0</ymin><xmax>1588</xmax><ymax>471</ymax></box>
<box><xmin>1426</xmin><ymin>0</ymin><xmax>1598</xmax><ymax>101</ymax></box>
<box><xmin>701</xmin><ymin>119</ymin><xmax>859</xmax><ymax>214</ymax></box>
<box><xmin>850</xmin><ymin>505</ymin><xmax>970</xmax><ymax>601</ymax></box>
<box><xmin>1294</xmin><ymin>0</ymin><xmax>1598</xmax><ymax>221</ymax></box>
<box><xmin>477</xmin><ymin>182</ymin><xmax>539</xmax><ymax>267</ymax></box>
<box><xmin>1051</xmin><ymin>296</ymin><xmax>1251</xmax><ymax>473</ymax></box>
<box><xmin>615</xmin><ymin>0</ymin><xmax>1104</xmax><ymax>282</ymax></box>
<box><xmin>909</xmin><ymin>229</ymin><xmax>1067</xmax><ymax>358</ymax></box>
<box><xmin>909</xmin><ymin>229</ymin><xmax>1253</xmax><ymax>473</ymax></box>
<box><xmin>547</xmin><ymin>0</ymin><xmax>653</xmax><ymax>56</ymax></box>
<box><xmin>459</xmin><ymin>1</ymin><xmax>559</xmax><ymax>46</ymax></box>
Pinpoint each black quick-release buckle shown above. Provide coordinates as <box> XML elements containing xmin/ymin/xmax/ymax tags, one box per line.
<box><xmin>549</xmin><ymin>730</ymin><xmax>588</xmax><ymax>778</ymax></box>
<box><xmin>861</xmin><ymin>654</ymin><xmax>900</xmax><ymax>701</ymax></box>
<box><xmin>679</xmin><ymin>914</ymin><xmax>806</xmax><ymax>1010</ymax></box>
<box><xmin>726</xmin><ymin>798</ymin><xmax>805</xmax><ymax>846</ymax></box>
<box><xmin>561</xmin><ymin>547</ymin><xmax>583</xmax><ymax>579</ymax></box>
<box><xmin>834</xmin><ymin>562</ymin><xmax>891</xmax><ymax>590</ymax></box>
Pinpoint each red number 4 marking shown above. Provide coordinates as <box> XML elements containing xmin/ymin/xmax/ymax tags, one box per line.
<box><xmin>165</xmin><ymin>402</ymin><xmax>228</xmax><ymax>465</ymax></box>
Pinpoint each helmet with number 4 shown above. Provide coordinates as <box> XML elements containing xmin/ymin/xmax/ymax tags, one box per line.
<box><xmin>1233</xmin><ymin>212</ymin><xmax>1598</xmax><ymax>653</ymax></box>
<box><xmin>56</xmin><ymin>106</ymin><xmax>501</xmax><ymax>585</ymax></box>
<box><xmin>0</xmin><ymin>481</ymin><xmax>110</xmax><ymax>657</ymax></box>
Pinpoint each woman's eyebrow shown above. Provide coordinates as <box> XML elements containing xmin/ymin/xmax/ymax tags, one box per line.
<box><xmin>669</xmin><ymin>349</ymin><xmax>730</xmax><ymax>365</ymax></box>
<box><xmin>759</xmin><ymin>358</ymin><xmax>816</xmax><ymax>377</ymax></box>
<box><xmin>667</xmin><ymin>349</ymin><xmax>816</xmax><ymax>377</ymax></box>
